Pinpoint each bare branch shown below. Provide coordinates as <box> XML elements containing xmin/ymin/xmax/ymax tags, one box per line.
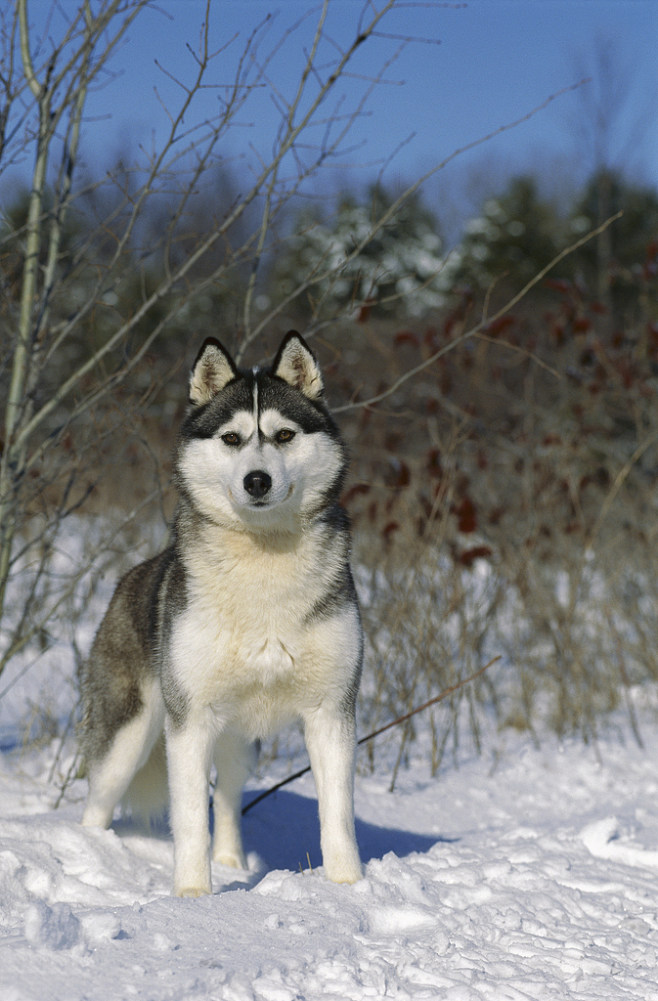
<box><xmin>242</xmin><ymin>657</ymin><xmax>500</xmax><ymax>815</ymax></box>
<box><xmin>334</xmin><ymin>210</ymin><xmax>622</xmax><ymax>414</ymax></box>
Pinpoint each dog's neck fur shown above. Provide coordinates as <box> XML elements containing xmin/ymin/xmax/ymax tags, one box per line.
<box><xmin>174</xmin><ymin>492</ymin><xmax>325</xmax><ymax>557</ymax></box>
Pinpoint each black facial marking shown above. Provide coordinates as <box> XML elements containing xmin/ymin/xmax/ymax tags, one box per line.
<box><xmin>257</xmin><ymin>374</ymin><xmax>335</xmax><ymax>436</ymax></box>
<box><xmin>183</xmin><ymin>373</ymin><xmax>255</xmax><ymax>440</ymax></box>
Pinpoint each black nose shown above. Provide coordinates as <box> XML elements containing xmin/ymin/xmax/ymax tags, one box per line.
<box><xmin>243</xmin><ymin>469</ymin><xmax>272</xmax><ymax>499</ymax></box>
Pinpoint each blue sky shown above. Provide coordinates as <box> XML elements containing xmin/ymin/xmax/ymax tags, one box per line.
<box><xmin>15</xmin><ymin>1</ymin><xmax>658</xmax><ymax>231</ymax></box>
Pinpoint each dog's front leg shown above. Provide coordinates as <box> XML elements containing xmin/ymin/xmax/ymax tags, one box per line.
<box><xmin>304</xmin><ymin>705</ymin><xmax>363</xmax><ymax>884</ymax></box>
<box><xmin>166</xmin><ymin>714</ymin><xmax>215</xmax><ymax>897</ymax></box>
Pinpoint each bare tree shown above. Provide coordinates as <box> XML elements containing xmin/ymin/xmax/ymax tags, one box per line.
<box><xmin>0</xmin><ymin>0</ymin><xmax>596</xmax><ymax>720</ymax></box>
<box><xmin>1</xmin><ymin>0</ymin><xmax>149</xmax><ymax>674</ymax></box>
<box><xmin>566</xmin><ymin>35</ymin><xmax>657</xmax><ymax>301</ymax></box>
<box><xmin>0</xmin><ymin>0</ymin><xmax>443</xmax><ymax>677</ymax></box>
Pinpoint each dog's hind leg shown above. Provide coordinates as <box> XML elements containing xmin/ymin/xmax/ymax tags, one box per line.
<box><xmin>211</xmin><ymin>730</ymin><xmax>257</xmax><ymax>870</ymax></box>
<box><xmin>82</xmin><ymin>684</ymin><xmax>164</xmax><ymax>829</ymax></box>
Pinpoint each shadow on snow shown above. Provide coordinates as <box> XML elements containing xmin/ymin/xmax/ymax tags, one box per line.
<box><xmin>110</xmin><ymin>786</ymin><xmax>452</xmax><ymax>893</ymax></box>
<box><xmin>241</xmin><ymin>788</ymin><xmax>447</xmax><ymax>876</ymax></box>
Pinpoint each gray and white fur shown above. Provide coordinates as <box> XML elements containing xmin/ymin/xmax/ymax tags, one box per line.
<box><xmin>79</xmin><ymin>331</ymin><xmax>363</xmax><ymax>896</ymax></box>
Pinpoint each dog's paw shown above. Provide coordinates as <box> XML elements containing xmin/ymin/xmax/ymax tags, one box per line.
<box><xmin>213</xmin><ymin>851</ymin><xmax>248</xmax><ymax>870</ymax></box>
<box><xmin>175</xmin><ymin>885</ymin><xmax>211</xmax><ymax>898</ymax></box>
<box><xmin>81</xmin><ymin>805</ymin><xmax>112</xmax><ymax>829</ymax></box>
<box><xmin>323</xmin><ymin>854</ymin><xmax>363</xmax><ymax>885</ymax></box>
<box><xmin>328</xmin><ymin>868</ymin><xmax>363</xmax><ymax>885</ymax></box>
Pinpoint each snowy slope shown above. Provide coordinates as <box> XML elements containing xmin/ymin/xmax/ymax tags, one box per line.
<box><xmin>2</xmin><ymin>715</ymin><xmax>658</xmax><ymax>1001</ymax></box>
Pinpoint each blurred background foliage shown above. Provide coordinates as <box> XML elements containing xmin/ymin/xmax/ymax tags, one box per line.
<box><xmin>4</xmin><ymin>158</ymin><xmax>657</xmax><ymax>759</ymax></box>
<box><xmin>4</xmin><ymin>159</ymin><xmax>658</xmax><ymax>738</ymax></box>
<box><xmin>1</xmin><ymin>0</ymin><xmax>657</xmax><ymax>768</ymax></box>
<box><xmin>3</xmin><ymin>163</ymin><xmax>656</xmax><ymax>377</ymax></box>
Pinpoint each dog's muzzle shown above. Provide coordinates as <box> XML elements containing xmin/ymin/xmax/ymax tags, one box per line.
<box><xmin>243</xmin><ymin>469</ymin><xmax>272</xmax><ymax>500</ymax></box>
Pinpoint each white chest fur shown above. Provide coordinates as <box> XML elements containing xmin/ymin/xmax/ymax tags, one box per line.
<box><xmin>169</xmin><ymin>524</ymin><xmax>358</xmax><ymax>737</ymax></box>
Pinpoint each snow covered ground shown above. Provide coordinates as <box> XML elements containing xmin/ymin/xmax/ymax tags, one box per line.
<box><xmin>2</xmin><ymin>708</ymin><xmax>658</xmax><ymax>1000</ymax></box>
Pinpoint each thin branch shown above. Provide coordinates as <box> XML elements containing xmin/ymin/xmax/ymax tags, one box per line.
<box><xmin>357</xmin><ymin>656</ymin><xmax>500</xmax><ymax>746</ymax></box>
<box><xmin>334</xmin><ymin>211</ymin><xmax>623</xmax><ymax>414</ymax></box>
<box><xmin>585</xmin><ymin>427</ymin><xmax>658</xmax><ymax>555</ymax></box>
<box><xmin>241</xmin><ymin>656</ymin><xmax>501</xmax><ymax>815</ymax></box>
<box><xmin>246</xmin><ymin>81</ymin><xmax>593</xmax><ymax>348</ymax></box>
<box><xmin>13</xmin><ymin>2</ymin><xmax>403</xmax><ymax>444</ymax></box>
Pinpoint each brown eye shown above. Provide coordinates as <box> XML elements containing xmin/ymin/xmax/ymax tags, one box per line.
<box><xmin>276</xmin><ymin>428</ymin><xmax>295</xmax><ymax>444</ymax></box>
<box><xmin>222</xmin><ymin>431</ymin><xmax>240</xmax><ymax>446</ymax></box>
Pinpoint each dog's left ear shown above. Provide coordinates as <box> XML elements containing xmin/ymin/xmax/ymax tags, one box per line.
<box><xmin>272</xmin><ymin>331</ymin><xmax>323</xmax><ymax>400</ymax></box>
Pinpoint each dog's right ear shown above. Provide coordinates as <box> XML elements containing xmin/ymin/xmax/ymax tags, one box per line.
<box><xmin>189</xmin><ymin>338</ymin><xmax>238</xmax><ymax>406</ymax></box>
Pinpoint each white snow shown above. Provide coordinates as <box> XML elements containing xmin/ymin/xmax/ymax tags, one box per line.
<box><xmin>3</xmin><ymin>711</ymin><xmax>658</xmax><ymax>1000</ymax></box>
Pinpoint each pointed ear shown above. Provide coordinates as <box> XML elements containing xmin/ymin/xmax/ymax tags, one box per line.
<box><xmin>272</xmin><ymin>331</ymin><xmax>323</xmax><ymax>400</ymax></box>
<box><xmin>189</xmin><ymin>338</ymin><xmax>238</xmax><ymax>406</ymax></box>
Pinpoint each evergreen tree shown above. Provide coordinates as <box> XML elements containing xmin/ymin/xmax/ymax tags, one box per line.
<box><xmin>271</xmin><ymin>184</ymin><xmax>444</xmax><ymax>319</ymax></box>
<box><xmin>567</xmin><ymin>170</ymin><xmax>658</xmax><ymax>317</ymax></box>
<box><xmin>439</xmin><ymin>176</ymin><xmax>561</xmax><ymax>296</ymax></box>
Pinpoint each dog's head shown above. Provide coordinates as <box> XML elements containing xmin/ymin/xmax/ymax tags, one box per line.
<box><xmin>177</xmin><ymin>332</ymin><xmax>347</xmax><ymax>531</ymax></box>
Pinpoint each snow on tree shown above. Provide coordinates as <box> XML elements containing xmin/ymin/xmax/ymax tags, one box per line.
<box><xmin>272</xmin><ymin>184</ymin><xmax>445</xmax><ymax>319</ymax></box>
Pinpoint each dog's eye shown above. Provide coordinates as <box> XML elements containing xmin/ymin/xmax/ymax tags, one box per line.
<box><xmin>221</xmin><ymin>432</ymin><xmax>241</xmax><ymax>446</ymax></box>
<box><xmin>275</xmin><ymin>428</ymin><xmax>296</xmax><ymax>444</ymax></box>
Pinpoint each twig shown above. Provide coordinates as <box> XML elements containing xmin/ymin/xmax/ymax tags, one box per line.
<box><xmin>334</xmin><ymin>212</ymin><xmax>623</xmax><ymax>415</ymax></box>
<box><xmin>585</xmin><ymin>426</ymin><xmax>658</xmax><ymax>555</ymax></box>
<box><xmin>53</xmin><ymin>748</ymin><xmax>81</xmax><ymax>811</ymax></box>
<box><xmin>241</xmin><ymin>656</ymin><xmax>501</xmax><ymax>815</ymax></box>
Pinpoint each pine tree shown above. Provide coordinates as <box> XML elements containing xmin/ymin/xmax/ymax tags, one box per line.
<box><xmin>271</xmin><ymin>184</ymin><xmax>444</xmax><ymax>319</ymax></box>
<box><xmin>439</xmin><ymin>176</ymin><xmax>561</xmax><ymax>297</ymax></box>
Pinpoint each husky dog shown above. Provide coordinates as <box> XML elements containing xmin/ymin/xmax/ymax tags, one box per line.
<box><xmin>79</xmin><ymin>332</ymin><xmax>363</xmax><ymax>897</ymax></box>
